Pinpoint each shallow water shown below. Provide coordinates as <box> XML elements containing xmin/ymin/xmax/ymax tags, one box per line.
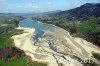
<box><xmin>19</xmin><ymin>18</ymin><xmax>55</xmax><ymax>39</ymax></box>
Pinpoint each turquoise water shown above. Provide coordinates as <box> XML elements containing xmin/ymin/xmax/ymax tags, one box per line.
<box><xmin>19</xmin><ymin>18</ymin><xmax>55</xmax><ymax>40</ymax></box>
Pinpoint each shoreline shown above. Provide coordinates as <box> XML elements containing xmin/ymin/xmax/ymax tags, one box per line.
<box><xmin>12</xmin><ymin>26</ymin><xmax>100</xmax><ymax>66</ymax></box>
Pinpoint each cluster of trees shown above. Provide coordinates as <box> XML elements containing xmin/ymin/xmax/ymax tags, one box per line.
<box><xmin>85</xmin><ymin>52</ymin><xmax>100</xmax><ymax>66</ymax></box>
<box><xmin>0</xmin><ymin>47</ymin><xmax>25</xmax><ymax>61</ymax></box>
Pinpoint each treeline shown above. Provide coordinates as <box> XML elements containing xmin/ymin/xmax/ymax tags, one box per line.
<box><xmin>0</xmin><ymin>16</ymin><xmax>25</xmax><ymax>34</ymax></box>
<box><xmin>0</xmin><ymin>16</ymin><xmax>25</xmax><ymax>27</ymax></box>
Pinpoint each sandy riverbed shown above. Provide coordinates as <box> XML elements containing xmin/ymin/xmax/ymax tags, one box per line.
<box><xmin>12</xmin><ymin>27</ymin><xmax>58</xmax><ymax>66</ymax></box>
<box><xmin>12</xmin><ymin>26</ymin><xmax>100</xmax><ymax>66</ymax></box>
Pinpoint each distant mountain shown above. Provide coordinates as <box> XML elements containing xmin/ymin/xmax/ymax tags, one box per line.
<box><xmin>44</xmin><ymin>10</ymin><xmax>61</xmax><ymax>13</ymax></box>
<box><xmin>39</xmin><ymin>10</ymin><xmax>62</xmax><ymax>16</ymax></box>
<box><xmin>0</xmin><ymin>13</ymin><xmax>36</xmax><ymax>17</ymax></box>
<box><xmin>45</xmin><ymin>3</ymin><xmax>100</xmax><ymax>20</ymax></box>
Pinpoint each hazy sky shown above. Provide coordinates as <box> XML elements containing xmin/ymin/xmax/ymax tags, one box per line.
<box><xmin>0</xmin><ymin>0</ymin><xmax>100</xmax><ymax>13</ymax></box>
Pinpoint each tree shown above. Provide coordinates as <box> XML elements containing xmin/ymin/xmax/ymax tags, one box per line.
<box><xmin>70</xmin><ymin>27</ymin><xmax>77</xmax><ymax>34</ymax></box>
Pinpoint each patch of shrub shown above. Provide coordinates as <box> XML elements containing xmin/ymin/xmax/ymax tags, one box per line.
<box><xmin>92</xmin><ymin>52</ymin><xmax>100</xmax><ymax>60</ymax></box>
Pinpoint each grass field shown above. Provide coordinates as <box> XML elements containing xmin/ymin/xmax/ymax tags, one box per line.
<box><xmin>0</xmin><ymin>32</ymin><xmax>14</xmax><ymax>48</ymax></box>
<box><xmin>0</xmin><ymin>27</ymin><xmax>24</xmax><ymax>48</ymax></box>
<box><xmin>76</xmin><ymin>24</ymin><xmax>100</xmax><ymax>33</ymax></box>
